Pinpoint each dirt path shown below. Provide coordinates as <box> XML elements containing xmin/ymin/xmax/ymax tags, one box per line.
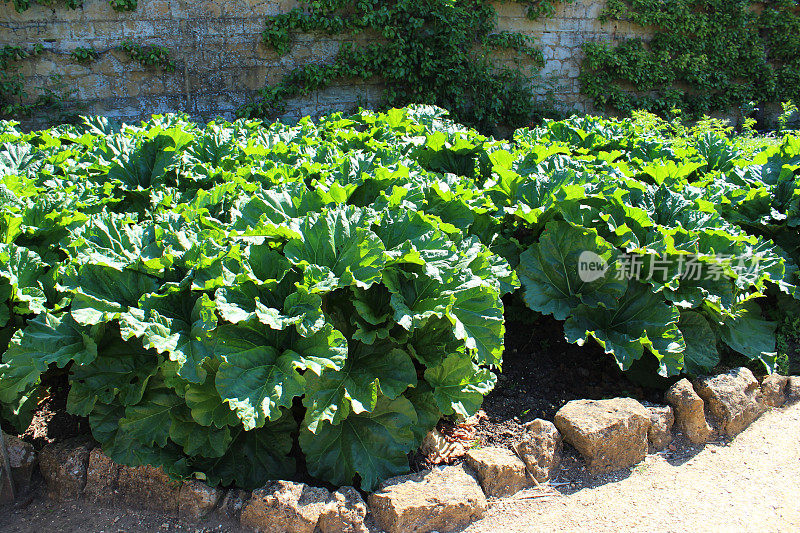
<box><xmin>2</xmin><ymin>403</ymin><xmax>799</xmax><ymax>533</ymax></box>
<box><xmin>466</xmin><ymin>402</ymin><xmax>800</xmax><ymax>533</ymax></box>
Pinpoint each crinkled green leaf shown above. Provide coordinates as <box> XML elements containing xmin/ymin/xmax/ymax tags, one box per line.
<box><xmin>302</xmin><ymin>339</ymin><xmax>416</xmax><ymax>432</ymax></box>
<box><xmin>61</xmin><ymin>264</ymin><xmax>160</xmax><ymax>325</ymax></box>
<box><xmin>517</xmin><ymin>221</ymin><xmax>626</xmax><ymax>320</ymax></box>
<box><xmin>564</xmin><ymin>281</ymin><xmax>685</xmax><ymax>375</ymax></box>
<box><xmin>384</xmin><ymin>269</ymin><xmax>450</xmax><ymax>331</ymax></box>
<box><xmin>404</xmin><ymin>382</ymin><xmax>442</xmax><ymax>443</ymax></box>
<box><xmin>107</xmin><ymin>131</ymin><xmax>193</xmax><ymax>189</ymax></box>
<box><xmin>678</xmin><ymin>310</ymin><xmax>720</xmax><ymax>376</ymax></box>
<box><xmin>424</xmin><ymin>353</ymin><xmax>496</xmax><ymax>418</ymax></box>
<box><xmin>202</xmin><ymin>410</ymin><xmax>296</xmax><ymax>489</ymax></box>
<box><xmin>213</xmin><ymin>322</ymin><xmax>306</xmax><ymax>430</ymax></box>
<box><xmin>284</xmin><ymin>206</ymin><xmax>386</xmax><ymax>292</ymax></box>
<box><xmin>407</xmin><ymin>317</ymin><xmax>462</xmax><ymax>367</ymax></box>
<box><xmin>169</xmin><ymin>405</ymin><xmax>232</xmax><ymax>458</ymax></box>
<box><xmin>448</xmin><ymin>283</ymin><xmax>505</xmax><ymax>366</ymax></box>
<box><xmin>89</xmin><ymin>401</ymin><xmax>186</xmax><ymax>469</ymax></box>
<box><xmin>65</xmin><ymin>214</ymin><xmax>172</xmax><ymax>274</ymax></box>
<box><xmin>0</xmin><ymin>243</ymin><xmax>48</xmax><ymax>314</ymax></box>
<box><xmin>119</xmin><ymin>291</ymin><xmax>216</xmax><ymax>383</ymax></box>
<box><xmin>300</xmin><ymin>395</ymin><xmax>417</xmax><ymax>491</ymax></box>
<box><xmin>719</xmin><ymin>300</ymin><xmax>778</xmax><ymax>373</ymax></box>
<box><xmin>0</xmin><ymin>312</ymin><xmax>98</xmax><ymax>402</ymax></box>
<box><xmin>118</xmin><ymin>383</ymin><xmax>183</xmax><ymax>448</ymax></box>
<box><xmin>67</xmin><ymin>336</ymin><xmax>160</xmax><ymax>416</ymax></box>
<box><xmin>183</xmin><ymin>363</ymin><xmax>240</xmax><ymax>428</ymax></box>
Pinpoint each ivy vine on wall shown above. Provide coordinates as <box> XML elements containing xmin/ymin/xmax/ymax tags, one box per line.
<box><xmin>238</xmin><ymin>0</ymin><xmax>570</xmax><ymax>133</ymax></box>
<box><xmin>580</xmin><ymin>0</ymin><xmax>800</xmax><ymax>117</ymax></box>
<box><xmin>6</xmin><ymin>0</ymin><xmax>799</xmax><ymax>128</ymax></box>
<box><xmin>0</xmin><ymin>45</ymin><xmax>51</xmax><ymax>117</ymax></box>
<box><xmin>0</xmin><ymin>0</ymin><xmax>176</xmax><ymax>120</ymax></box>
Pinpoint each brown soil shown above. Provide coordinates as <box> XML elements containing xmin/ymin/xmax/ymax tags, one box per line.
<box><xmin>475</xmin><ymin>314</ymin><xmax>663</xmax><ymax>450</ymax></box>
<box><xmin>409</xmin><ymin>313</ymin><xmax>666</xmax><ymax>473</ymax></box>
<box><xmin>22</xmin><ymin>370</ymin><xmax>90</xmax><ymax>450</ymax></box>
<box><xmin>0</xmin><ymin>498</ymin><xmax>242</xmax><ymax>533</ymax></box>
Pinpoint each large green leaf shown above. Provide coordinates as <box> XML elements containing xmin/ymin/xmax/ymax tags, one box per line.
<box><xmin>0</xmin><ymin>312</ymin><xmax>98</xmax><ymax>402</ymax></box>
<box><xmin>564</xmin><ymin>281</ymin><xmax>685</xmax><ymax>375</ymax></box>
<box><xmin>118</xmin><ymin>383</ymin><xmax>184</xmax><ymax>448</ymax></box>
<box><xmin>65</xmin><ymin>214</ymin><xmax>171</xmax><ymax>274</ymax></box>
<box><xmin>284</xmin><ymin>206</ymin><xmax>386</xmax><ymax>292</ymax></box>
<box><xmin>0</xmin><ymin>142</ymin><xmax>42</xmax><ymax>177</ymax></box>
<box><xmin>462</xmin><ymin>237</ymin><xmax>520</xmax><ymax>296</ymax></box>
<box><xmin>183</xmin><ymin>361</ymin><xmax>240</xmax><ymax>428</ymax></box>
<box><xmin>169</xmin><ymin>405</ymin><xmax>232</xmax><ymax>458</ymax></box>
<box><xmin>202</xmin><ymin>410</ymin><xmax>296</xmax><ymax>489</ymax></box>
<box><xmin>404</xmin><ymin>382</ymin><xmax>442</xmax><ymax>442</ymax></box>
<box><xmin>215</xmin><ymin>280</ymin><xmax>324</xmax><ymax>336</ymax></box>
<box><xmin>517</xmin><ymin>221</ymin><xmax>626</xmax><ymax>320</ymax></box>
<box><xmin>107</xmin><ymin>130</ymin><xmax>193</xmax><ymax>189</ymax></box>
<box><xmin>386</xmin><ymin>258</ymin><xmax>505</xmax><ymax>368</ymax></box>
<box><xmin>383</xmin><ymin>269</ymin><xmax>450</xmax><ymax>331</ymax></box>
<box><xmin>120</xmin><ymin>291</ymin><xmax>217</xmax><ymax>383</ymax></box>
<box><xmin>424</xmin><ymin>353</ymin><xmax>496</xmax><ymax>417</ymax></box>
<box><xmin>0</xmin><ymin>243</ymin><xmax>48</xmax><ymax>314</ymax></box>
<box><xmin>299</xmin><ymin>395</ymin><xmax>417</xmax><ymax>491</ymax></box>
<box><xmin>0</xmin><ymin>382</ymin><xmax>44</xmax><ymax>433</ymax></box>
<box><xmin>678</xmin><ymin>310</ymin><xmax>720</xmax><ymax>375</ymax></box>
<box><xmin>61</xmin><ymin>264</ymin><xmax>160</xmax><ymax>325</ymax></box>
<box><xmin>371</xmin><ymin>209</ymin><xmax>461</xmax><ymax>282</ymax></box>
<box><xmin>231</xmin><ymin>183</ymin><xmax>328</xmax><ymax>235</ymax></box>
<box><xmin>719</xmin><ymin>300</ymin><xmax>778</xmax><ymax>372</ymax></box>
<box><xmin>66</xmin><ymin>336</ymin><xmax>160</xmax><ymax>416</ymax></box>
<box><xmin>89</xmin><ymin>401</ymin><xmax>186</xmax><ymax>469</ymax></box>
<box><xmin>302</xmin><ymin>339</ymin><xmax>417</xmax><ymax>432</ymax></box>
<box><xmin>213</xmin><ymin>322</ymin><xmax>306</xmax><ymax>430</ymax></box>
<box><xmin>448</xmin><ymin>283</ymin><xmax>505</xmax><ymax>366</ymax></box>
<box><xmin>407</xmin><ymin>317</ymin><xmax>462</xmax><ymax>368</ymax></box>
<box><xmin>349</xmin><ymin>284</ymin><xmax>395</xmax><ymax>344</ymax></box>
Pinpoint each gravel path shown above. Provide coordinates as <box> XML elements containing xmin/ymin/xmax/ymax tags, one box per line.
<box><xmin>466</xmin><ymin>402</ymin><xmax>800</xmax><ymax>533</ymax></box>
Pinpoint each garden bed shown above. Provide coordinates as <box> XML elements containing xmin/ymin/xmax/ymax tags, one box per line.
<box><xmin>9</xmin><ymin>315</ymin><xmax>660</xmax><ymax>476</ymax></box>
<box><xmin>1</xmin><ymin>105</ymin><xmax>799</xmax><ymax>511</ymax></box>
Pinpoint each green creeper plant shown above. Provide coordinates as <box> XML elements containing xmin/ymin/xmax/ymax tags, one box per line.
<box><xmin>119</xmin><ymin>41</ymin><xmax>176</xmax><ymax>72</ymax></box>
<box><xmin>581</xmin><ymin>0</ymin><xmax>800</xmax><ymax>117</ymax></box>
<box><xmin>238</xmin><ymin>0</ymin><xmax>565</xmax><ymax>133</ymax></box>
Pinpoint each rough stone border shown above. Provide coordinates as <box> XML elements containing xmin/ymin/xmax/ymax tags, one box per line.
<box><xmin>1</xmin><ymin>431</ymin><xmax>15</xmax><ymax>504</ymax></box>
<box><xmin>3</xmin><ymin>369</ymin><xmax>798</xmax><ymax>533</ymax></box>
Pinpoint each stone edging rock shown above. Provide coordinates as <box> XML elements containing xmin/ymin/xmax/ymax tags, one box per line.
<box><xmin>2</xmin><ymin>369</ymin><xmax>798</xmax><ymax>533</ymax></box>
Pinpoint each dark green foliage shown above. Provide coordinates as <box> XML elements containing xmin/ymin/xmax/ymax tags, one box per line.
<box><xmin>119</xmin><ymin>41</ymin><xmax>176</xmax><ymax>72</ymax></box>
<box><xmin>8</xmin><ymin>0</ymin><xmax>81</xmax><ymax>12</ymax></box>
<box><xmin>0</xmin><ymin>107</ymin><xmax>512</xmax><ymax>491</ymax></box>
<box><xmin>581</xmin><ymin>0</ymin><xmax>800</xmax><ymax>116</ymax></box>
<box><xmin>238</xmin><ymin>0</ymin><xmax>556</xmax><ymax>133</ymax></box>
<box><xmin>70</xmin><ymin>47</ymin><xmax>98</xmax><ymax>64</ymax></box>
<box><xmin>108</xmin><ymin>0</ymin><xmax>135</xmax><ymax>11</ymax></box>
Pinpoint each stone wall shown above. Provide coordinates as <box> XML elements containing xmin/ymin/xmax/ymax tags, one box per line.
<box><xmin>0</xmin><ymin>0</ymin><xmax>650</xmax><ymax>124</ymax></box>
